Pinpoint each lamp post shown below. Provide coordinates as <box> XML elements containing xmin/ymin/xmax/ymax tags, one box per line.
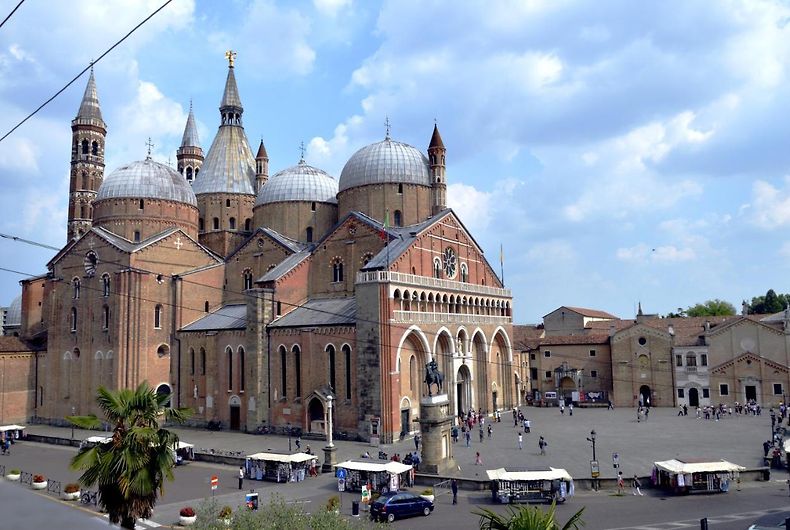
<box><xmin>288</xmin><ymin>422</ymin><xmax>292</xmax><ymax>453</ymax></box>
<box><xmin>71</xmin><ymin>406</ymin><xmax>76</xmax><ymax>441</ymax></box>
<box><xmin>586</xmin><ymin>429</ymin><xmax>598</xmax><ymax>491</ymax></box>
<box><xmin>327</xmin><ymin>396</ymin><xmax>334</xmax><ymax>447</ymax></box>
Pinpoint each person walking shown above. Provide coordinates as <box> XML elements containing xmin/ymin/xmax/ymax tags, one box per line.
<box><xmin>631</xmin><ymin>474</ymin><xmax>643</xmax><ymax>496</ymax></box>
<box><xmin>415</xmin><ymin>434</ymin><xmax>421</xmax><ymax>452</ymax></box>
<box><xmin>487</xmin><ymin>424</ymin><xmax>493</xmax><ymax>439</ymax></box>
<box><xmin>569</xmin><ymin>403</ymin><xmax>573</xmax><ymax>416</ymax></box>
<box><xmin>560</xmin><ymin>402</ymin><xmax>565</xmax><ymax>415</ymax></box>
<box><xmin>479</xmin><ymin>425</ymin><xmax>484</xmax><ymax>443</ymax></box>
<box><xmin>465</xmin><ymin>429</ymin><xmax>471</xmax><ymax>448</ymax></box>
<box><xmin>518</xmin><ymin>432</ymin><xmax>523</xmax><ymax>450</ymax></box>
<box><xmin>539</xmin><ymin>436</ymin><xmax>547</xmax><ymax>455</ymax></box>
<box><xmin>617</xmin><ymin>471</ymin><xmax>625</xmax><ymax>495</ymax></box>
<box><xmin>678</xmin><ymin>405</ymin><xmax>684</xmax><ymax>417</ymax></box>
<box><xmin>475</xmin><ymin>451</ymin><xmax>482</xmax><ymax>465</ymax></box>
<box><xmin>295</xmin><ymin>436</ymin><xmax>301</xmax><ymax>450</ymax></box>
<box><xmin>238</xmin><ymin>466</ymin><xmax>245</xmax><ymax>490</ymax></box>
<box><xmin>451</xmin><ymin>478</ymin><xmax>458</xmax><ymax>505</ymax></box>
<box><xmin>524</xmin><ymin>418</ymin><xmax>531</xmax><ymax>433</ymax></box>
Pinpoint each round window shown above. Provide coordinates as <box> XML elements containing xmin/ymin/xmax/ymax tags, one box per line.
<box><xmin>638</xmin><ymin>337</ymin><xmax>647</xmax><ymax>346</ymax></box>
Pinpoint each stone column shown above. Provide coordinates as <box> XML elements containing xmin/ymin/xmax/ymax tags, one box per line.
<box><xmin>418</xmin><ymin>394</ymin><xmax>456</xmax><ymax>474</ymax></box>
<box><xmin>322</xmin><ymin>395</ymin><xmax>337</xmax><ymax>473</ymax></box>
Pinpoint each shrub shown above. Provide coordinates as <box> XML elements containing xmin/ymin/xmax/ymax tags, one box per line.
<box><xmin>325</xmin><ymin>495</ymin><xmax>340</xmax><ymax>512</ymax></box>
<box><xmin>218</xmin><ymin>505</ymin><xmax>232</xmax><ymax>518</ymax></box>
<box><xmin>421</xmin><ymin>488</ymin><xmax>433</xmax><ymax>496</ymax></box>
<box><xmin>64</xmin><ymin>483</ymin><xmax>80</xmax><ymax>493</ymax></box>
<box><xmin>33</xmin><ymin>474</ymin><xmax>46</xmax><ymax>483</ymax></box>
<box><xmin>180</xmin><ymin>507</ymin><xmax>196</xmax><ymax>517</ymax></box>
<box><xmin>9</xmin><ymin>469</ymin><xmax>20</xmax><ymax>474</ymax></box>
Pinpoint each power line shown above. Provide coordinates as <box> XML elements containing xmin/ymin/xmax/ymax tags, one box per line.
<box><xmin>0</xmin><ymin>0</ymin><xmax>24</xmax><ymax>31</ymax></box>
<box><xmin>0</xmin><ymin>232</ymin><xmax>60</xmax><ymax>251</ymax></box>
<box><xmin>0</xmin><ymin>0</ymin><xmax>174</xmax><ymax>144</ymax></box>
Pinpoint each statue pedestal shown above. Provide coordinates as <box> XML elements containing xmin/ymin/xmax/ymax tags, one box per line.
<box><xmin>322</xmin><ymin>444</ymin><xmax>337</xmax><ymax>474</ymax></box>
<box><xmin>418</xmin><ymin>394</ymin><xmax>456</xmax><ymax>475</ymax></box>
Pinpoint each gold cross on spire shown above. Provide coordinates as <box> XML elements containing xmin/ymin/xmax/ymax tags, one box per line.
<box><xmin>145</xmin><ymin>137</ymin><xmax>154</xmax><ymax>159</ymax></box>
<box><xmin>225</xmin><ymin>50</ymin><xmax>237</xmax><ymax>68</ymax></box>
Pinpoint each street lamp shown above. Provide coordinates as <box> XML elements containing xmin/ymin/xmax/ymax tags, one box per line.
<box><xmin>71</xmin><ymin>406</ymin><xmax>76</xmax><ymax>441</ymax></box>
<box><xmin>586</xmin><ymin>429</ymin><xmax>598</xmax><ymax>491</ymax></box>
<box><xmin>587</xmin><ymin>429</ymin><xmax>597</xmax><ymax>461</ymax></box>
<box><xmin>288</xmin><ymin>422</ymin><xmax>292</xmax><ymax>453</ymax></box>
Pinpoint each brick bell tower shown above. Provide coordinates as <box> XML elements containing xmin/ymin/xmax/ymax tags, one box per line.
<box><xmin>429</xmin><ymin>123</ymin><xmax>446</xmax><ymax>215</ymax></box>
<box><xmin>68</xmin><ymin>68</ymin><xmax>106</xmax><ymax>241</ymax></box>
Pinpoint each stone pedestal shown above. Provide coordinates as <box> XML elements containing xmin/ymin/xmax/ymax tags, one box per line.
<box><xmin>322</xmin><ymin>444</ymin><xmax>338</xmax><ymax>473</ymax></box>
<box><xmin>418</xmin><ymin>394</ymin><xmax>456</xmax><ymax>474</ymax></box>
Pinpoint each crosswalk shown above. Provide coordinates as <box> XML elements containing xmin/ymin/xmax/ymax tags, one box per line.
<box><xmin>608</xmin><ymin>506</ymin><xmax>790</xmax><ymax>530</ymax></box>
<box><xmin>101</xmin><ymin>514</ymin><xmax>161</xmax><ymax>528</ymax></box>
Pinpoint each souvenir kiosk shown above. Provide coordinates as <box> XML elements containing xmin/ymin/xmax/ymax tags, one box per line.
<box><xmin>79</xmin><ymin>435</ymin><xmax>111</xmax><ymax>450</ymax></box>
<box><xmin>652</xmin><ymin>459</ymin><xmax>745</xmax><ymax>494</ymax></box>
<box><xmin>0</xmin><ymin>424</ymin><xmax>25</xmax><ymax>442</ymax></box>
<box><xmin>174</xmin><ymin>441</ymin><xmax>194</xmax><ymax>465</ymax></box>
<box><xmin>487</xmin><ymin>467</ymin><xmax>574</xmax><ymax>504</ymax></box>
<box><xmin>245</xmin><ymin>452</ymin><xmax>318</xmax><ymax>483</ymax></box>
<box><xmin>334</xmin><ymin>460</ymin><xmax>413</xmax><ymax>493</ymax></box>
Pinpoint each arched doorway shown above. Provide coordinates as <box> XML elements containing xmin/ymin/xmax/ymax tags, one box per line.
<box><xmin>639</xmin><ymin>385</ymin><xmax>652</xmax><ymax>407</ymax></box>
<box><xmin>688</xmin><ymin>387</ymin><xmax>699</xmax><ymax>407</ymax></box>
<box><xmin>560</xmin><ymin>377</ymin><xmax>576</xmax><ymax>405</ymax></box>
<box><xmin>400</xmin><ymin>397</ymin><xmax>411</xmax><ymax>437</ymax></box>
<box><xmin>308</xmin><ymin>398</ymin><xmax>324</xmax><ymax>434</ymax></box>
<box><xmin>456</xmin><ymin>365</ymin><xmax>472</xmax><ymax>416</ymax></box>
<box><xmin>491</xmin><ymin>382</ymin><xmax>498</xmax><ymax>412</ymax></box>
<box><xmin>155</xmin><ymin>383</ymin><xmax>171</xmax><ymax>407</ymax></box>
<box><xmin>228</xmin><ymin>395</ymin><xmax>241</xmax><ymax>431</ymax></box>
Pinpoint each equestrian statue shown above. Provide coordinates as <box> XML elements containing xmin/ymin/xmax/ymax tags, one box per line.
<box><xmin>424</xmin><ymin>357</ymin><xmax>444</xmax><ymax>396</ymax></box>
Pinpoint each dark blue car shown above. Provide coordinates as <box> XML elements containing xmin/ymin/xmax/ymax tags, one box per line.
<box><xmin>370</xmin><ymin>491</ymin><xmax>434</xmax><ymax>523</ymax></box>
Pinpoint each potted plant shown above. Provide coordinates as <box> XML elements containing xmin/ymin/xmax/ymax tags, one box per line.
<box><xmin>5</xmin><ymin>468</ymin><xmax>20</xmax><ymax>481</ymax></box>
<box><xmin>179</xmin><ymin>506</ymin><xmax>196</xmax><ymax>526</ymax></box>
<box><xmin>420</xmin><ymin>488</ymin><xmax>434</xmax><ymax>503</ymax></box>
<box><xmin>325</xmin><ymin>495</ymin><xmax>340</xmax><ymax>514</ymax></box>
<box><xmin>31</xmin><ymin>474</ymin><xmax>48</xmax><ymax>490</ymax></box>
<box><xmin>63</xmin><ymin>483</ymin><xmax>81</xmax><ymax>501</ymax></box>
<box><xmin>218</xmin><ymin>505</ymin><xmax>233</xmax><ymax>526</ymax></box>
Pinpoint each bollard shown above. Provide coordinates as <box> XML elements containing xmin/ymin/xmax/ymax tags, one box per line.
<box><xmin>700</xmin><ymin>517</ymin><xmax>708</xmax><ymax>530</ymax></box>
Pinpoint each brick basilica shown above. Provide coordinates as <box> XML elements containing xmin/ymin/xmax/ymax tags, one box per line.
<box><xmin>0</xmin><ymin>56</ymin><xmax>515</xmax><ymax>443</ymax></box>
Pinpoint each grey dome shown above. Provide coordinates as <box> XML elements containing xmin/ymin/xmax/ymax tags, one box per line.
<box><xmin>96</xmin><ymin>158</ymin><xmax>197</xmax><ymax>207</ymax></box>
<box><xmin>256</xmin><ymin>161</ymin><xmax>338</xmax><ymax>206</ymax></box>
<box><xmin>5</xmin><ymin>294</ymin><xmax>21</xmax><ymax>328</ymax></box>
<box><xmin>339</xmin><ymin>138</ymin><xmax>431</xmax><ymax>192</ymax></box>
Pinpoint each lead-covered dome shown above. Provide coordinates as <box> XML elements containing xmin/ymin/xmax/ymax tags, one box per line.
<box><xmin>339</xmin><ymin>138</ymin><xmax>431</xmax><ymax>192</ymax></box>
<box><xmin>256</xmin><ymin>160</ymin><xmax>338</xmax><ymax>206</ymax></box>
<box><xmin>5</xmin><ymin>294</ymin><xmax>21</xmax><ymax>328</ymax></box>
<box><xmin>97</xmin><ymin>158</ymin><xmax>197</xmax><ymax>206</ymax></box>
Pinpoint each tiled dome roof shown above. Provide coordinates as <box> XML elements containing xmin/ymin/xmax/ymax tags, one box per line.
<box><xmin>96</xmin><ymin>158</ymin><xmax>197</xmax><ymax>206</ymax></box>
<box><xmin>339</xmin><ymin>138</ymin><xmax>431</xmax><ymax>192</ymax></box>
<box><xmin>256</xmin><ymin>161</ymin><xmax>337</xmax><ymax>206</ymax></box>
<box><xmin>5</xmin><ymin>294</ymin><xmax>21</xmax><ymax>328</ymax></box>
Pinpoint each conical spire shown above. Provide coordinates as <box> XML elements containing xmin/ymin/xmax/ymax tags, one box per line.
<box><xmin>220</xmin><ymin>65</ymin><xmax>242</xmax><ymax>110</ymax></box>
<box><xmin>256</xmin><ymin>139</ymin><xmax>268</xmax><ymax>159</ymax></box>
<box><xmin>77</xmin><ymin>70</ymin><xmax>104</xmax><ymax>123</ymax></box>
<box><xmin>429</xmin><ymin>123</ymin><xmax>444</xmax><ymax>149</ymax></box>
<box><xmin>181</xmin><ymin>103</ymin><xmax>200</xmax><ymax>148</ymax></box>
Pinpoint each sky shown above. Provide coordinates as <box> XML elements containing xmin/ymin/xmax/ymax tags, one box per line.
<box><xmin>0</xmin><ymin>0</ymin><xmax>789</xmax><ymax>324</ymax></box>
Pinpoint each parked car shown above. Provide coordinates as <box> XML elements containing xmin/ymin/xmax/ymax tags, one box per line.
<box><xmin>370</xmin><ymin>491</ymin><xmax>434</xmax><ymax>523</ymax></box>
<box><xmin>747</xmin><ymin>511</ymin><xmax>790</xmax><ymax>529</ymax></box>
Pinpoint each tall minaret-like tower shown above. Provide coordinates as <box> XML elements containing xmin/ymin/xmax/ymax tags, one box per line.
<box><xmin>255</xmin><ymin>139</ymin><xmax>269</xmax><ymax>192</ymax></box>
<box><xmin>68</xmin><ymin>69</ymin><xmax>106</xmax><ymax>241</ymax></box>
<box><xmin>428</xmin><ymin>123</ymin><xmax>446</xmax><ymax>215</ymax></box>
<box><xmin>177</xmin><ymin>102</ymin><xmax>203</xmax><ymax>185</ymax></box>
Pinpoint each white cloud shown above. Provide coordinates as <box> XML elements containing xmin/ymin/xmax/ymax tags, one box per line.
<box><xmin>313</xmin><ymin>0</ymin><xmax>351</xmax><ymax>17</ymax></box>
<box><xmin>616</xmin><ymin>243</ymin><xmax>696</xmax><ymax>263</ymax></box>
<box><xmin>748</xmin><ymin>176</ymin><xmax>790</xmax><ymax>229</ymax></box>
<box><xmin>447</xmin><ymin>183</ymin><xmax>492</xmax><ymax>234</ymax></box>
<box><xmin>779</xmin><ymin>241</ymin><xmax>790</xmax><ymax>259</ymax></box>
<box><xmin>526</xmin><ymin>240</ymin><xmax>576</xmax><ymax>264</ymax></box>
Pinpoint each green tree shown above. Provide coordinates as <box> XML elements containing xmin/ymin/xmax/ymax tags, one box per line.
<box><xmin>747</xmin><ymin>289</ymin><xmax>790</xmax><ymax>314</ymax></box>
<box><xmin>473</xmin><ymin>502</ymin><xmax>585</xmax><ymax>530</ymax></box>
<box><xmin>685</xmin><ymin>299</ymin><xmax>736</xmax><ymax>317</ymax></box>
<box><xmin>68</xmin><ymin>383</ymin><xmax>191</xmax><ymax>529</ymax></box>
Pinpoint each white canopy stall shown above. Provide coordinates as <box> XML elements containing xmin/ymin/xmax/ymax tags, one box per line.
<box><xmin>245</xmin><ymin>451</ymin><xmax>318</xmax><ymax>483</ymax></box>
<box><xmin>174</xmin><ymin>441</ymin><xmax>194</xmax><ymax>464</ymax></box>
<box><xmin>79</xmin><ymin>435</ymin><xmax>112</xmax><ymax>449</ymax></box>
<box><xmin>653</xmin><ymin>459</ymin><xmax>745</xmax><ymax>494</ymax></box>
<box><xmin>0</xmin><ymin>424</ymin><xmax>25</xmax><ymax>441</ymax></box>
<box><xmin>334</xmin><ymin>460</ymin><xmax>413</xmax><ymax>492</ymax></box>
<box><xmin>487</xmin><ymin>467</ymin><xmax>574</xmax><ymax>504</ymax></box>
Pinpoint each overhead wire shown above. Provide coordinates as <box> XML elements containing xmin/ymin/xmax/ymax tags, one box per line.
<box><xmin>0</xmin><ymin>0</ymin><xmax>24</xmax><ymax>31</ymax></box>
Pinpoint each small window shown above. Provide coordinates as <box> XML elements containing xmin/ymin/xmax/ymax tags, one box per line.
<box><xmin>190</xmin><ymin>348</ymin><xmax>195</xmax><ymax>375</ymax></box>
<box><xmin>73</xmin><ymin>278</ymin><xmax>81</xmax><ymax>299</ymax></box>
<box><xmin>226</xmin><ymin>199</ymin><xmax>231</xmax><ymax>207</ymax></box>
<box><xmin>700</xmin><ymin>354</ymin><xmax>707</xmax><ymax>367</ymax></box>
<box><xmin>154</xmin><ymin>304</ymin><xmax>162</xmax><ymax>329</ymax></box>
<box><xmin>702</xmin><ymin>388</ymin><xmax>710</xmax><ymax>398</ymax></box>
<box><xmin>311</xmin><ymin>201</ymin><xmax>316</xmax><ymax>212</ymax></box>
<box><xmin>530</xmin><ymin>367</ymin><xmax>537</xmax><ymax>380</ymax></box>
<box><xmin>589</xmin><ymin>349</ymin><xmax>596</xmax><ymax>357</ymax></box>
<box><xmin>638</xmin><ymin>337</ymin><xmax>647</xmax><ymax>346</ymax></box>
<box><xmin>229</xmin><ymin>217</ymin><xmax>236</xmax><ymax>230</ymax></box>
<box><xmin>276</xmin><ymin>301</ymin><xmax>282</xmax><ymax>316</ymax></box>
<box><xmin>200</xmin><ymin>347</ymin><xmax>206</xmax><ymax>375</ymax></box>
<box><xmin>133</xmin><ymin>231</ymin><xmax>141</xmax><ymax>242</ymax></box>
<box><xmin>677</xmin><ymin>388</ymin><xmax>685</xmax><ymax>398</ymax></box>
<box><xmin>676</xmin><ymin>354</ymin><xmax>683</xmax><ymax>367</ymax></box>
<box><xmin>186</xmin><ymin>167</ymin><xmax>193</xmax><ymax>181</ymax></box>
<box><xmin>332</xmin><ymin>258</ymin><xmax>344</xmax><ymax>283</ymax></box>
<box><xmin>102</xmin><ymin>274</ymin><xmax>110</xmax><ymax>297</ymax></box>
<box><xmin>394</xmin><ymin>210</ymin><xmax>402</xmax><ymax>227</ymax></box>
<box><xmin>213</xmin><ymin>218</ymin><xmax>219</xmax><ymax>230</ymax></box>
<box><xmin>157</xmin><ymin>344</ymin><xmax>169</xmax><ymax>357</ymax></box>
<box><xmin>544</xmin><ymin>350</ymin><xmax>551</xmax><ymax>358</ymax></box>
<box><xmin>91</xmin><ymin>141</ymin><xmax>99</xmax><ymax>156</ymax></box>
<box><xmin>199</xmin><ymin>218</ymin><xmax>204</xmax><ymax>231</ymax></box>
<box><xmin>81</xmin><ymin>139</ymin><xmax>89</xmax><ymax>155</ymax></box>
<box><xmin>306</xmin><ymin>226</ymin><xmax>313</xmax><ymax>243</ymax></box>
<box><xmin>244</xmin><ymin>218</ymin><xmax>251</xmax><ymax>231</ymax></box>
<box><xmin>544</xmin><ymin>371</ymin><xmax>552</xmax><ymax>379</ymax></box>
<box><xmin>139</xmin><ymin>199</ymin><xmax>144</xmax><ymax>210</ymax></box>
<box><xmin>686</xmin><ymin>353</ymin><xmax>696</xmax><ymax>366</ymax></box>
<box><xmin>774</xmin><ymin>383</ymin><xmax>784</xmax><ymax>395</ymax></box>
<box><xmin>204</xmin><ymin>301</ymin><xmax>209</xmax><ymax>313</ymax></box>
<box><xmin>70</xmin><ymin>307</ymin><xmax>77</xmax><ymax>332</ymax></box>
<box><xmin>530</xmin><ymin>353</ymin><xmax>536</xmax><ymax>361</ymax></box>
<box><xmin>460</xmin><ymin>263</ymin><xmax>468</xmax><ymax>283</ymax></box>
<box><xmin>397</xmin><ymin>183</ymin><xmax>403</xmax><ymax>194</ymax></box>
<box><xmin>590</xmin><ymin>370</ymin><xmax>598</xmax><ymax>378</ymax></box>
<box><xmin>433</xmin><ymin>258</ymin><xmax>441</xmax><ymax>279</ymax></box>
<box><xmin>102</xmin><ymin>306</ymin><xmax>109</xmax><ymax>329</ymax></box>
<box><xmin>719</xmin><ymin>384</ymin><xmax>729</xmax><ymax>396</ymax></box>
<box><xmin>243</xmin><ymin>270</ymin><xmax>253</xmax><ymax>290</ymax></box>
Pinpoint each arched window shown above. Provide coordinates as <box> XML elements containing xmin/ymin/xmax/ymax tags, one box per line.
<box><xmin>212</xmin><ymin>218</ymin><xmax>219</xmax><ymax>230</ymax></box>
<box><xmin>91</xmin><ymin>141</ymin><xmax>99</xmax><ymax>156</ymax></box>
<box><xmin>409</xmin><ymin>355</ymin><xmax>416</xmax><ymax>392</ymax></box>
<box><xmin>243</xmin><ymin>269</ymin><xmax>253</xmax><ymax>290</ymax></box>
<box><xmin>154</xmin><ymin>304</ymin><xmax>162</xmax><ymax>329</ymax></box>
<box><xmin>326</xmin><ymin>344</ymin><xmax>336</xmax><ymax>391</ymax></box>
<box><xmin>189</xmin><ymin>348</ymin><xmax>195</xmax><ymax>375</ymax></box>
<box><xmin>343</xmin><ymin>344</ymin><xmax>352</xmax><ymax>400</ymax></box>
<box><xmin>73</xmin><ymin>278</ymin><xmax>80</xmax><ymax>299</ymax></box>
<box><xmin>73</xmin><ymin>347</ymin><xmax>80</xmax><ymax>359</ymax></box>
<box><xmin>80</xmin><ymin>205</ymin><xmax>87</xmax><ymax>219</ymax></box>
<box><xmin>306</xmin><ymin>226</ymin><xmax>313</xmax><ymax>243</ymax></box>
<box><xmin>70</xmin><ymin>307</ymin><xmax>77</xmax><ymax>332</ymax></box>
<box><xmin>82</xmin><ymin>171</ymin><xmax>89</xmax><ymax>189</ymax></box>
<box><xmin>186</xmin><ymin>167</ymin><xmax>193</xmax><ymax>182</ymax></box>
<box><xmin>244</xmin><ymin>218</ymin><xmax>251</xmax><ymax>231</ymax></box>
<box><xmin>133</xmin><ymin>231</ymin><xmax>141</xmax><ymax>242</ymax></box>
<box><xmin>226</xmin><ymin>347</ymin><xmax>233</xmax><ymax>391</ymax></box>
<box><xmin>199</xmin><ymin>218</ymin><xmax>204</xmax><ymax>231</ymax></box>
<box><xmin>331</xmin><ymin>258</ymin><xmax>344</xmax><ymax>283</ymax></box>
<box><xmin>239</xmin><ymin>346</ymin><xmax>245</xmax><ymax>391</ymax></box>
<box><xmin>280</xmin><ymin>346</ymin><xmax>287</xmax><ymax>398</ymax></box>
<box><xmin>102</xmin><ymin>305</ymin><xmax>109</xmax><ymax>329</ymax></box>
<box><xmin>394</xmin><ymin>210</ymin><xmax>402</xmax><ymax>227</ymax></box>
<box><xmin>139</xmin><ymin>199</ymin><xmax>144</xmax><ymax>210</ymax></box>
<box><xmin>311</xmin><ymin>201</ymin><xmax>316</xmax><ymax>212</ymax></box>
<box><xmin>686</xmin><ymin>353</ymin><xmax>697</xmax><ymax>367</ymax></box>
<box><xmin>226</xmin><ymin>199</ymin><xmax>231</xmax><ymax>207</ymax></box>
<box><xmin>200</xmin><ymin>347</ymin><xmax>206</xmax><ymax>375</ymax></box>
<box><xmin>81</xmin><ymin>139</ymin><xmax>89</xmax><ymax>154</ymax></box>
<box><xmin>229</xmin><ymin>217</ymin><xmax>236</xmax><ymax>230</ymax></box>
<box><xmin>398</xmin><ymin>183</ymin><xmax>403</xmax><ymax>194</ymax></box>
<box><xmin>204</xmin><ymin>301</ymin><xmax>210</xmax><ymax>312</ymax></box>
<box><xmin>293</xmin><ymin>345</ymin><xmax>301</xmax><ymax>397</ymax></box>
<box><xmin>102</xmin><ymin>274</ymin><xmax>110</xmax><ymax>297</ymax></box>
<box><xmin>156</xmin><ymin>344</ymin><xmax>169</xmax><ymax>357</ymax></box>
<box><xmin>433</xmin><ymin>258</ymin><xmax>441</xmax><ymax>279</ymax></box>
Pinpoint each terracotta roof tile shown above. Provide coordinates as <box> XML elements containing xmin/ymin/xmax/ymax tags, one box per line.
<box><xmin>562</xmin><ymin>306</ymin><xmax>618</xmax><ymax>319</ymax></box>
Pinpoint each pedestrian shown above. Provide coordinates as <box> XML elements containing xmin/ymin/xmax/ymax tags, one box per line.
<box><xmin>452</xmin><ymin>425</ymin><xmax>459</xmax><ymax>443</ymax></box>
<box><xmin>617</xmin><ymin>471</ymin><xmax>625</xmax><ymax>495</ymax></box>
<box><xmin>560</xmin><ymin>402</ymin><xmax>565</xmax><ymax>415</ymax></box>
<box><xmin>631</xmin><ymin>475</ymin><xmax>643</xmax><ymax>496</ymax></box>
<box><xmin>607</xmin><ymin>399</ymin><xmax>614</xmax><ymax>410</ymax></box>
<box><xmin>678</xmin><ymin>405</ymin><xmax>684</xmax><ymax>417</ymax></box>
<box><xmin>644</xmin><ymin>407</ymin><xmax>649</xmax><ymax>421</ymax></box>
<box><xmin>451</xmin><ymin>478</ymin><xmax>458</xmax><ymax>504</ymax></box>
<box><xmin>479</xmin><ymin>425</ymin><xmax>484</xmax><ymax>443</ymax></box>
<box><xmin>4</xmin><ymin>438</ymin><xmax>9</xmax><ymax>456</ymax></box>
<box><xmin>524</xmin><ymin>418</ymin><xmax>531</xmax><ymax>433</ymax></box>
<box><xmin>569</xmin><ymin>403</ymin><xmax>573</xmax><ymax>416</ymax></box>
<box><xmin>415</xmin><ymin>434</ymin><xmax>421</xmax><ymax>452</ymax></box>
<box><xmin>295</xmin><ymin>436</ymin><xmax>301</xmax><ymax>450</ymax></box>
<box><xmin>518</xmin><ymin>432</ymin><xmax>523</xmax><ymax>450</ymax></box>
<box><xmin>475</xmin><ymin>451</ymin><xmax>482</xmax><ymax>465</ymax></box>
<box><xmin>683</xmin><ymin>404</ymin><xmax>688</xmax><ymax>416</ymax></box>
<box><xmin>539</xmin><ymin>436</ymin><xmax>547</xmax><ymax>455</ymax></box>
<box><xmin>764</xmin><ymin>440</ymin><xmax>772</xmax><ymax>458</ymax></box>
<box><xmin>238</xmin><ymin>466</ymin><xmax>245</xmax><ymax>490</ymax></box>
<box><xmin>786</xmin><ymin>478</ymin><xmax>790</xmax><ymax>497</ymax></box>
<box><xmin>465</xmin><ymin>430</ymin><xmax>471</xmax><ymax>448</ymax></box>
<box><xmin>487</xmin><ymin>424</ymin><xmax>493</xmax><ymax>439</ymax></box>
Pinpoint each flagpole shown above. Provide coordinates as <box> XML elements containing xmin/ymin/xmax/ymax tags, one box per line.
<box><xmin>500</xmin><ymin>243</ymin><xmax>505</xmax><ymax>286</ymax></box>
<box><xmin>385</xmin><ymin>208</ymin><xmax>390</xmax><ymax>273</ymax></box>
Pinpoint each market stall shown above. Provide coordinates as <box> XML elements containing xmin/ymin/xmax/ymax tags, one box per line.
<box><xmin>334</xmin><ymin>460</ymin><xmax>413</xmax><ymax>493</ymax></box>
<box><xmin>79</xmin><ymin>435</ymin><xmax>111</xmax><ymax>449</ymax></box>
<box><xmin>174</xmin><ymin>441</ymin><xmax>194</xmax><ymax>465</ymax></box>
<box><xmin>652</xmin><ymin>459</ymin><xmax>745</xmax><ymax>494</ymax></box>
<box><xmin>245</xmin><ymin>452</ymin><xmax>318</xmax><ymax>483</ymax></box>
<box><xmin>0</xmin><ymin>424</ymin><xmax>26</xmax><ymax>442</ymax></box>
<box><xmin>487</xmin><ymin>467</ymin><xmax>574</xmax><ymax>504</ymax></box>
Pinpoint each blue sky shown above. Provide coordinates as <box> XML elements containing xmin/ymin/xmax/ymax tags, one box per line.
<box><xmin>1</xmin><ymin>0</ymin><xmax>789</xmax><ymax>323</ymax></box>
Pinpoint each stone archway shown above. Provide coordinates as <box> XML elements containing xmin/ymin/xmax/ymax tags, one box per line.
<box><xmin>639</xmin><ymin>385</ymin><xmax>652</xmax><ymax>407</ymax></box>
<box><xmin>307</xmin><ymin>397</ymin><xmax>325</xmax><ymax>434</ymax></box>
<box><xmin>397</xmin><ymin>327</ymin><xmax>431</xmax><ymax>434</ymax></box>
<box><xmin>688</xmin><ymin>387</ymin><xmax>699</xmax><ymax>407</ymax></box>
<box><xmin>559</xmin><ymin>377</ymin><xmax>576</xmax><ymax>405</ymax></box>
<box><xmin>471</xmin><ymin>330</ymin><xmax>488</xmax><ymax>411</ymax></box>
<box><xmin>456</xmin><ymin>365</ymin><xmax>472</xmax><ymax>417</ymax></box>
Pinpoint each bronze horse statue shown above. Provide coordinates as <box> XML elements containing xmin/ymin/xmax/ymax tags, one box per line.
<box><xmin>424</xmin><ymin>359</ymin><xmax>444</xmax><ymax>396</ymax></box>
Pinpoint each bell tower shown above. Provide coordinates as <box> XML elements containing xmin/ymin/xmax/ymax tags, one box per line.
<box><xmin>68</xmin><ymin>69</ymin><xmax>106</xmax><ymax>241</ymax></box>
<box><xmin>429</xmin><ymin>123</ymin><xmax>446</xmax><ymax>215</ymax></box>
<box><xmin>255</xmin><ymin>138</ymin><xmax>269</xmax><ymax>192</ymax></box>
<box><xmin>177</xmin><ymin>101</ymin><xmax>203</xmax><ymax>185</ymax></box>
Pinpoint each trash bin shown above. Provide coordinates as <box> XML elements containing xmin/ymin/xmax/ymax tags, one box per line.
<box><xmin>763</xmin><ymin>468</ymin><xmax>771</xmax><ymax>481</ymax></box>
<box><xmin>351</xmin><ymin>500</ymin><xmax>360</xmax><ymax>517</ymax></box>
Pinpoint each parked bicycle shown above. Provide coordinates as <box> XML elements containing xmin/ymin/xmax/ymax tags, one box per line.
<box><xmin>81</xmin><ymin>490</ymin><xmax>100</xmax><ymax>506</ymax></box>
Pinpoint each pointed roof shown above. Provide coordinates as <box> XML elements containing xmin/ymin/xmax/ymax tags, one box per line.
<box><xmin>180</xmin><ymin>105</ymin><xmax>200</xmax><ymax>148</ymax></box>
<box><xmin>76</xmin><ymin>70</ymin><xmax>104</xmax><ymax>123</ymax></box>
<box><xmin>256</xmin><ymin>139</ymin><xmax>268</xmax><ymax>159</ymax></box>
<box><xmin>220</xmin><ymin>66</ymin><xmax>242</xmax><ymax>110</ymax></box>
<box><xmin>429</xmin><ymin>123</ymin><xmax>444</xmax><ymax>149</ymax></box>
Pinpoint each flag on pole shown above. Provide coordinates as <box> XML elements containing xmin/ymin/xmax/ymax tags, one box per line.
<box><xmin>380</xmin><ymin>209</ymin><xmax>389</xmax><ymax>241</ymax></box>
<box><xmin>500</xmin><ymin>243</ymin><xmax>505</xmax><ymax>286</ymax></box>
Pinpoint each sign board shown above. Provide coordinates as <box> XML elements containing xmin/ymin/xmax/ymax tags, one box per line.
<box><xmin>612</xmin><ymin>452</ymin><xmax>620</xmax><ymax>468</ymax></box>
<box><xmin>590</xmin><ymin>460</ymin><xmax>600</xmax><ymax>478</ymax></box>
<box><xmin>361</xmin><ymin>483</ymin><xmax>370</xmax><ymax>504</ymax></box>
<box><xmin>245</xmin><ymin>492</ymin><xmax>259</xmax><ymax>511</ymax></box>
<box><xmin>210</xmin><ymin>475</ymin><xmax>219</xmax><ymax>490</ymax></box>
<box><xmin>338</xmin><ymin>478</ymin><xmax>346</xmax><ymax>492</ymax></box>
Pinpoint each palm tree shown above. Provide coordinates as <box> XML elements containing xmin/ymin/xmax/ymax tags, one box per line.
<box><xmin>68</xmin><ymin>382</ymin><xmax>191</xmax><ymax>529</ymax></box>
<box><xmin>473</xmin><ymin>502</ymin><xmax>585</xmax><ymax>530</ymax></box>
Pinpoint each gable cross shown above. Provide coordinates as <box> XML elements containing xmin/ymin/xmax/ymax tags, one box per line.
<box><xmin>145</xmin><ymin>137</ymin><xmax>154</xmax><ymax>158</ymax></box>
<box><xmin>174</xmin><ymin>236</ymin><xmax>183</xmax><ymax>250</ymax></box>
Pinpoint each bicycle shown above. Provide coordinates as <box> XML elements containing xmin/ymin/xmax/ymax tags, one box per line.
<box><xmin>81</xmin><ymin>490</ymin><xmax>99</xmax><ymax>506</ymax></box>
